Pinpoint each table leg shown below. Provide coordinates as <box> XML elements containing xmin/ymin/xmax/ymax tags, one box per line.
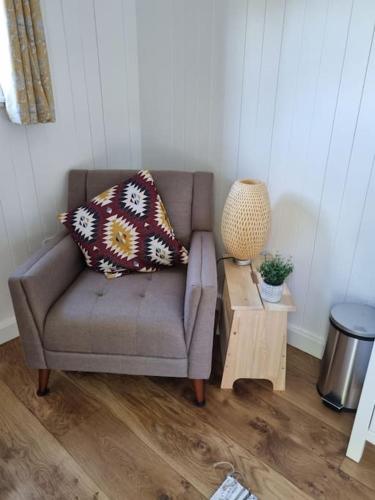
<box><xmin>273</xmin><ymin>325</ymin><xmax>287</xmax><ymax>391</ymax></box>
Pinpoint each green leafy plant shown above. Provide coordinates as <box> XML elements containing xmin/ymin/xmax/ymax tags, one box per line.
<box><xmin>258</xmin><ymin>254</ymin><xmax>293</xmax><ymax>286</ymax></box>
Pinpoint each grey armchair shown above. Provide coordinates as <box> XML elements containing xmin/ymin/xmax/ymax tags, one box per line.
<box><xmin>9</xmin><ymin>170</ymin><xmax>217</xmax><ymax>405</ymax></box>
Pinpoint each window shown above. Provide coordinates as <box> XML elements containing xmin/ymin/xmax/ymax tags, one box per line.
<box><xmin>0</xmin><ymin>1</ymin><xmax>55</xmax><ymax>123</ymax></box>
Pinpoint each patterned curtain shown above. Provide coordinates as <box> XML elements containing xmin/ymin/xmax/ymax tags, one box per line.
<box><xmin>0</xmin><ymin>0</ymin><xmax>55</xmax><ymax>124</ymax></box>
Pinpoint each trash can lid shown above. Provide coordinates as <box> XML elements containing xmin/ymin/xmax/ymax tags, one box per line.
<box><xmin>330</xmin><ymin>303</ymin><xmax>375</xmax><ymax>339</ymax></box>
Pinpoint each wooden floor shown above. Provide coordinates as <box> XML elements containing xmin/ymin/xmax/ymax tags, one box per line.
<box><xmin>1</xmin><ymin>339</ymin><xmax>375</xmax><ymax>499</ymax></box>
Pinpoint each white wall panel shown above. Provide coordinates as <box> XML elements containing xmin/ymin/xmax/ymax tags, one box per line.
<box><xmin>270</xmin><ymin>0</ymin><xmax>329</xmax><ymax>327</ymax></box>
<box><xmin>297</xmin><ymin>0</ymin><xmax>353</xmax><ymax>331</ymax></box>
<box><xmin>7</xmin><ymin>126</ymin><xmax>44</xmax><ymax>253</ymax></box>
<box><xmin>0</xmin><ymin>201</ymin><xmax>15</xmax><ymax>321</ymax></box>
<box><xmin>0</xmin><ymin>0</ymin><xmax>141</xmax><ymax>342</ymax></box>
<box><xmin>94</xmin><ymin>0</ymin><xmax>140</xmax><ymax>169</ymax></box>
<box><xmin>136</xmin><ymin>0</ymin><xmax>174</xmax><ymax>169</ymax></box>
<box><xmin>76</xmin><ymin>0</ymin><xmax>109</xmax><ymax>169</ymax></box>
<box><xmin>136</xmin><ymin>0</ymin><xmax>375</xmax><ymax>357</ymax></box>
<box><xmin>209</xmin><ymin>0</ymin><xmax>249</xmax><ymax>231</ymax></box>
<box><xmin>238</xmin><ymin>0</ymin><xmax>286</xmax><ymax>182</ymax></box>
<box><xmin>347</xmin><ymin>156</ymin><xmax>375</xmax><ymax>303</ymax></box>
<box><xmin>302</xmin><ymin>0</ymin><xmax>375</xmax><ymax>346</ymax></box>
<box><xmin>333</xmin><ymin>25</ymin><xmax>375</xmax><ymax>302</ymax></box>
<box><xmin>61</xmin><ymin>0</ymin><xmax>97</xmax><ymax>170</ymax></box>
<box><xmin>1</xmin><ymin>0</ymin><xmax>374</xmax><ymax>357</ymax></box>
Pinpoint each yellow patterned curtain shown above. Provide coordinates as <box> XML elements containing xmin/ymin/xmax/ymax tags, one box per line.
<box><xmin>0</xmin><ymin>0</ymin><xmax>55</xmax><ymax>124</ymax></box>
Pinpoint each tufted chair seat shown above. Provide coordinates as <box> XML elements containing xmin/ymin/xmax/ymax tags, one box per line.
<box><xmin>43</xmin><ymin>267</ymin><xmax>187</xmax><ymax>364</ymax></box>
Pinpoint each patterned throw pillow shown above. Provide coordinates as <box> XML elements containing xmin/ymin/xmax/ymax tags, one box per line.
<box><xmin>59</xmin><ymin>170</ymin><xmax>189</xmax><ymax>278</ymax></box>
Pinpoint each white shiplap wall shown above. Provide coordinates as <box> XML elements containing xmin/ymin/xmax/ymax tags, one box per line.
<box><xmin>0</xmin><ymin>0</ymin><xmax>141</xmax><ymax>343</ymax></box>
<box><xmin>136</xmin><ymin>0</ymin><xmax>375</xmax><ymax>357</ymax></box>
<box><xmin>1</xmin><ymin>0</ymin><xmax>375</xmax><ymax>358</ymax></box>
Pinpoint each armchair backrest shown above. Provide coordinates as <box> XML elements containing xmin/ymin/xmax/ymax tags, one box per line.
<box><xmin>67</xmin><ymin>170</ymin><xmax>213</xmax><ymax>246</ymax></box>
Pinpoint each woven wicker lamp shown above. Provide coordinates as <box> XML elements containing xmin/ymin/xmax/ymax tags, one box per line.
<box><xmin>221</xmin><ymin>179</ymin><xmax>271</xmax><ymax>265</ymax></box>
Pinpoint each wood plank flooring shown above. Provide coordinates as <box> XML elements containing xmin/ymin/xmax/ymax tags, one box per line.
<box><xmin>0</xmin><ymin>338</ymin><xmax>374</xmax><ymax>499</ymax></box>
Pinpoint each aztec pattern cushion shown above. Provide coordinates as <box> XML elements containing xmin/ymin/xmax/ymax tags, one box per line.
<box><xmin>58</xmin><ymin>170</ymin><xmax>189</xmax><ymax>278</ymax></box>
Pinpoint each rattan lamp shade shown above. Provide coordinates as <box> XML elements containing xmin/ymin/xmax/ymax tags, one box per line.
<box><xmin>221</xmin><ymin>179</ymin><xmax>271</xmax><ymax>263</ymax></box>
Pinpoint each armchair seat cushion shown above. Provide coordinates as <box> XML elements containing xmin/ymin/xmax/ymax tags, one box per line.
<box><xmin>43</xmin><ymin>268</ymin><xmax>187</xmax><ymax>359</ymax></box>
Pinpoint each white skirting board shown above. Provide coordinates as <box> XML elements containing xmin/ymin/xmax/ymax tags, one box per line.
<box><xmin>367</xmin><ymin>429</ymin><xmax>375</xmax><ymax>446</ymax></box>
<box><xmin>287</xmin><ymin>324</ymin><xmax>325</xmax><ymax>359</ymax></box>
<box><xmin>0</xmin><ymin>317</ymin><xmax>19</xmax><ymax>345</ymax></box>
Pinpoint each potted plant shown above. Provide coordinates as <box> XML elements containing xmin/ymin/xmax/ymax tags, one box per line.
<box><xmin>258</xmin><ymin>254</ymin><xmax>293</xmax><ymax>303</ymax></box>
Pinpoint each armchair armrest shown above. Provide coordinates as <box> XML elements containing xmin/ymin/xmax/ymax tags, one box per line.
<box><xmin>8</xmin><ymin>232</ymin><xmax>84</xmax><ymax>368</ymax></box>
<box><xmin>184</xmin><ymin>231</ymin><xmax>217</xmax><ymax>379</ymax></box>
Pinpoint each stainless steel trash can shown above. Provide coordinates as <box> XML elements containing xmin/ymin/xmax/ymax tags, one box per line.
<box><xmin>317</xmin><ymin>303</ymin><xmax>375</xmax><ymax>411</ymax></box>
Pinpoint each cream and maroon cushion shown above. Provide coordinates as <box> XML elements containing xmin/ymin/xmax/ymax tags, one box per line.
<box><xmin>59</xmin><ymin>170</ymin><xmax>188</xmax><ymax>278</ymax></box>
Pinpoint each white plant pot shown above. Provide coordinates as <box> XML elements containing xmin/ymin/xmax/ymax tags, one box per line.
<box><xmin>260</xmin><ymin>281</ymin><xmax>283</xmax><ymax>303</ymax></box>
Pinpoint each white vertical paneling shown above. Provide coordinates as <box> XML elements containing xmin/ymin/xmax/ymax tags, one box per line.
<box><xmin>303</xmin><ymin>0</ymin><xmax>375</xmax><ymax>343</ymax></box>
<box><xmin>0</xmin><ymin>115</ymin><xmax>29</xmax><ymax>266</ymax></box>
<box><xmin>266</xmin><ymin>0</ymin><xmax>308</xmax><ymax>256</ymax></box>
<box><xmin>0</xmin><ymin>201</ymin><xmax>15</xmax><ymax>321</ymax></box>
<box><xmin>122</xmin><ymin>0</ymin><xmax>142</xmax><ymax>169</ymax></box>
<box><xmin>346</xmin><ymin>155</ymin><xmax>375</xmax><ymax>303</ymax></box>
<box><xmin>3</xmin><ymin>124</ymin><xmax>44</xmax><ymax>254</ymax></box>
<box><xmin>94</xmin><ymin>0</ymin><xmax>140</xmax><ymax>169</ymax></box>
<box><xmin>76</xmin><ymin>0</ymin><xmax>109</xmax><ymax>169</ymax></box>
<box><xmin>180</xmin><ymin>0</ymin><xmax>213</xmax><ymax>171</ymax></box>
<box><xmin>298</xmin><ymin>0</ymin><xmax>353</xmax><ymax>326</ymax></box>
<box><xmin>189</xmin><ymin>1</ymin><xmax>214</xmax><ymax>171</ymax></box>
<box><xmin>136</xmin><ymin>0</ymin><xmax>375</xmax><ymax>357</ymax></box>
<box><xmin>271</xmin><ymin>0</ymin><xmax>329</xmax><ymax>328</ymax></box>
<box><xmin>333</xmin><ymin>24</ymin><xmax>375</xmax><ymax>299</ymax></box>
<box><xmin>237</xmin><ymin>0</ymin><xmax>267</xmax><ymax>180</ymax></box>
<box><xmin>136</xmin><ymin>0</ymin><xmax>248</xmax><ymax>223</ymax></box>
<box><xmin>208</xmin><ymin>0</ymin><xmax>248</xmax><ymax>232</ymax></box>
<box><xmin>28</xmin><ymin>0</ymin><xmax>77</xmax><ymax>231</ymax></box>
<box><xmin>61</xmin><ymin>0</ymin><xmax>96</xmax><ymax>170</ymax></box>
<box><xmin>169</xmin><ymin>0</ymin><xmax>186</xmax><ymax>170</ymax></box>
<box><xmin>238</xmin><ymin>0</ymin><xmax>286</xmax><ymax>181</ymax></box>
<box><xmin>0</xmin><ymin>0</ymin><xmax>141</xmax><ymax>340</ymax></box>
<box><xmin>136</xmin><ymin>0</ymin><xmax>174</xmax><ymax>169</ymax></box>
<box><xmin>1</xmin><ymin>0</ymin><xmax>375</xmax><ymax>356</ymax></box>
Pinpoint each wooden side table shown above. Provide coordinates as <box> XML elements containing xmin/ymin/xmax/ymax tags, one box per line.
<box><xmin>219</xmin><ymin>257</ymin><xmax>296</xmax><ymax>390</ymax></box>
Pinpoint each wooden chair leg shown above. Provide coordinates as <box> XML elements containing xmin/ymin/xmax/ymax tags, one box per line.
<box><xmin>37</xmin><ymin>369</ymin><xmax>50</xmax><ymax>397</ymax></box>
<box><xmin>192</xmin><ymin>379</ymin><xmax>205</xmax><ymax>407</ymax></box>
